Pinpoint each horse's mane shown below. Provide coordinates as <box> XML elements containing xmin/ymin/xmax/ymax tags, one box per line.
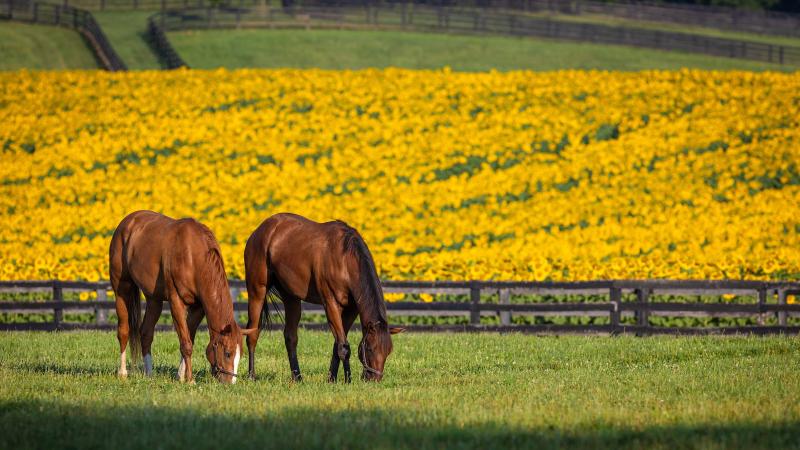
<box><xmin>337</xmin><ymin>221</ymin><xmax>388</xmax><ymax>326</ymax></box>
<box><xmin>199</xmin><ymin>224</ymin><xmax>231</xmax><ymax>308</ymax></box>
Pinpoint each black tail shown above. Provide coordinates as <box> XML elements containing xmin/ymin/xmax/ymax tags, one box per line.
<box><xmin>258</xmin><ymin>287</ymin><xmax>284</xmax><ymax>331</ymax></box>
<box><xmin>125</xmin><ymin>284</ymin><xmax>142</xmax><ymax>365</ymax></box>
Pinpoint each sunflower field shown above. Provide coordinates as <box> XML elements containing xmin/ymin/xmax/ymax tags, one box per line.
<box><xmin>1</xmin><ymin>68</ymin><xmax>799</xmax><ymax>283</ymax></box>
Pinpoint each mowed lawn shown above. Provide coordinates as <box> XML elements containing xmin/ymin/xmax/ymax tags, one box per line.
<box><xmin>167</xmin><ymin>29</ymin><xmax>794</xmax><ymax>71</ymax></box>
<box><xmin>0</xmin><ymin>23</ymin><xmax>98</xmax><ymax>70</ymax></box>
<box><xmin>1</xmin><ymin>331</ymin><xmax>798</xmax><ymax>449</ymax></box>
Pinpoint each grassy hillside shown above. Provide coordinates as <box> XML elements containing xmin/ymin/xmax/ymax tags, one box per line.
<box><xmin>92</xmin><ymin>11</ymin><xmax>162</xmax><ymax>70</ymax></box>
<box><xmin>1</xmin><ymin>331</ymin><xmax>799</xmax><ymax>449</ymax></box>
<box><xmin>0</xmin><ymin>23</ymin><xmax>98</xmax><ymax>70</ymax></box>
<box><xmin>167</xmin><ymin>29</ymin><xmax>793</xmax><ymax>71</ymax></box>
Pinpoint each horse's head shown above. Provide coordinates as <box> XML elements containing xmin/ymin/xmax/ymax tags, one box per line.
<box><xmin>358</xmin><ymin>321</ymin><xmax>405</xmax><ymax>382</ymax></box>
<box><xmin>206</xmin><ymin>322</ymin><xmax>256</xmax><ymax>384</ymax></box>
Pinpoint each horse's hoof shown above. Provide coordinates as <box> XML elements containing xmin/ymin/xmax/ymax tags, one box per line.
<box><xmin>248</xmin><ymin>374</ymin><xmax>256</xmax><ymax>382</ymax></box>
<box><xmin>291</xmin><ymin>374</ymin><xmax>303</xmax><ymax>383</ymax></box>
<box><xmin>117</xmin><ymin>371</ymin><xmax>128</xmax><ymax>379</ymax></box>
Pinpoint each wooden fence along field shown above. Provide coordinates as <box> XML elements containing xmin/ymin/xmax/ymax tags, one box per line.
<box><xmin>148</xmin><ymin>5</ymin><xmax>800</xmax><ymax>70</ymax></box>
<box><xmin>2</xmin><ymin>279</ymin><xmax>800</xmax><ymax>335</ymax></box>
<box><xmin>12</xmin><ymin>0</ymin><xmax>800</xmax><ymax>38</ymax></box>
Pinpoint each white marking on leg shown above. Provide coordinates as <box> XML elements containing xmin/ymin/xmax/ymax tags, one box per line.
<box><xmin>118</xmin><ymin>351</ymin><xmax>128</xmax><ymax>377</ymax></box>
<box><xmin>232</xmin><ymin>344</ymin><xmax>241</xmax><ymax>384</ymax></box>
<box><xmin>178</xmin><ymin>357</ymin><xmax>186</xmax><ymax>382</ymax></box>
<box><xmin>143</xmin><ymin>354</ymin><xmax>153</xmax><ymax>376</ymax></box>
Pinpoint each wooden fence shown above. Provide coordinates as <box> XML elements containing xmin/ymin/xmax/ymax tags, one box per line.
<box><xmin>2</xmin><ymin>279</ymin><xmax>800</xmax><ymax>335</ymax></box>
<box><xmin>0</xmin><ymin>0</ymin><xmax>127</xmax><ymax>70</ymax></box>
<box><xmin>26</xmin><ymin>0</ymin><xmax>800</xmax><ymax>39</ymax></box>
<box><xmin>148</xmin><ymin>5</ymin><xmax>800</xmax><ymax>69</ymax></box>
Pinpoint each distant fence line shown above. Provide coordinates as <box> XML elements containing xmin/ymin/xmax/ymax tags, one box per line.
<box><xmin>2</xmin><ymin>279</ymin><xmax>800</xmax><ymax>335</ymax></box>
<box><xmin>0</xmin><ymin>0</ymin><xmax>127</xmax><ymax>70</ymax></box>
<box><xmin>148</xmin><ymin>5</ymin><xmax>800</xmax><ymax>69</ymax></box>
<box><xmin>18</xmin><ymin>0</ymin><xmax>800</xmax><ymax>38</ymax></box>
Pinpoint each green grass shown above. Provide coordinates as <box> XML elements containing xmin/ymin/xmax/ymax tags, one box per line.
<box><xmin>1</xmin><ymin>330</ymin><xmax>799</xmax><ymax>449</ymax></box>
<box><xmin>167</xmin><ymin>29</ymin><xmax>794</xmax><ymax>71</ymax></box>
<box><xmin>92</xmin><ymin>11</ymin><xmax>162</xmax><ymax>69</ymax></box>
<box><xmin>530</xmin><ymin>12</ymin><xmax>800</xmax><ymax>48</ymax></box>
<box><xmin>0</xmin><ymin>22</ymin><xmax>99</xmax><ymax>70</ymax></box>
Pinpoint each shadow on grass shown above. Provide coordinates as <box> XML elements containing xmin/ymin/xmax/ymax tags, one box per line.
<box><xmin>0</xmin><ymin>399</ymin><xmax>798</xmax><ymax>450</ymax></box>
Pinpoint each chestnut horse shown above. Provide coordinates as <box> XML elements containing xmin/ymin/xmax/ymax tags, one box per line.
<box><xmin>109</xmin><ymin>210</ymin><xmax>255</xmax><ymax>383</ymax></box>
<box><xmin>244</xmin><ymin>213</ymin><xmax>404</xmax><ymax>382</ymax></box>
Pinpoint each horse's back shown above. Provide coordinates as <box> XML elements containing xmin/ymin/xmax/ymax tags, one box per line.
<box><xmin>111</xmin><ymin>211</ymin><xmax>214</xmax><ymax>299</ymax></box>
<box><xmin>246</xmin><ymin>213</ymin><xmax>357</xmax><ymax>302</ymax></box>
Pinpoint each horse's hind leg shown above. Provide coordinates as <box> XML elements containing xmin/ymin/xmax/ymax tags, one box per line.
<box><xmin>245</xmin><ymin>276</ymin><xmax>267</xmax><ymax>380</ymax></box>
<box><xmin>283</xmin><ymin>299</ymin><xmax>302</xmax><ymax>382</ymax></box>
<box><xmin>112</xmin><ymin>279</ymin><xmax>138</xmax><ymax>378</ymax></box>
<box><xmin>140</xmin><ymin>297</ymin><xmax>163</xmax><ymax>376</ymax></box>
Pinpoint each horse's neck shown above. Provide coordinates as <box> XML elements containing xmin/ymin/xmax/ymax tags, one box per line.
<box><xmin>203</xmin><ymin>288</ymin><xmax>235</xmax><ymax>331</ymax></box>
<box><xmin>356</xmin><ymin>296</ymin><xmax>385</xmax><ymax>327</ymax></box>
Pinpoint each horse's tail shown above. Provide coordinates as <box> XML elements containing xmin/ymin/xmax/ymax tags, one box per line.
<box><xmin>245</xmin><ymin>220</ymin><xmax>283</xmax><ymax>331</ymax></box>
<box><xmin>339</xmin><ymin>223</ymin><xmax>387</xmax><ymax>324</ymax></box>
<box><xmin>125</xmin><ymin>283</ymin><xmax>142</xmax><ymax>366</ymax></box>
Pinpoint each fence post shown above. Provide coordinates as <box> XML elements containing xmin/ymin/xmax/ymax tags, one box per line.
<box><xmin>779</xmin><ymin>46</ymin><xmax>784</xmax><ymax>65</ymax></box>
<box><xmin>635</xmin><ymin>288</ymin><xmax>650</xmax><ymax>336</ymax></box>
<box><xmin>470</xmin><ymin>282</ymin><xmax>481</xmax><ymax>326</ymax></box>
<box><xmin>498</xmin><ymin>288</ymin><xmax>511</xmax><ymax>326</ymax></box>
<box><xmin>609</xmin><ymin>286</ymin><xmax>621</xmax><ymax>334</ymax></box>
<box><xmin>230</xmin><ymin>287</ymin><xmax>243</xmax><ymax>324</ymax></box>
<box><xmin>777</xmin><ymin>289</ymin><xmax>787</xmax><ymax>327</ymax></box>
<box><xmin>53</xmin><ymin>281</ymin><xmax>64</xmax><ymax>330</ymax></box>
<box><xmin>33</xmin><ymin>2</ymin><xmax>38</xmax><ymax>22</ymax></box>
<box><xmin>96</xmin><ymin>287</ymin><xmax>108</xmax><ymax>326</ymax></box>
<box><xmin>757</xmin><ymin>287</ymin><xmax>767</xmax><ymax>326</ymax></box>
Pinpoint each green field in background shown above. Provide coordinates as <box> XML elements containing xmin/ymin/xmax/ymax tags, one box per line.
<box><xmin>0</xmin><ymin>22</ymin><xmax>99</xmax><ymax>70</ymax></box>
<box><xmin>168</xmin><ymin>28</ymin><xmax>794</xmax><ymax>71</ymax></box>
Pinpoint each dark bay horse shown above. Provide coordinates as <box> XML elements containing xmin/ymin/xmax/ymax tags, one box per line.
<box><xmin>109</xmin><ymin>210</ymin><xmax>255</xmax><ymax>383</ymax></box>
<box><xmin>244</xmin><ymin>213</ymin><xmax>404</xmax><ymax>382</ymax></box>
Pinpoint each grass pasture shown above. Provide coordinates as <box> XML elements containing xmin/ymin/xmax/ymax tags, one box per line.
<box><xmin>0</xmin><ymin>22</ymin><xmax>99</xmax><ymax>70</ymax></box>
<box><xmin>167</xmin><ymin>28</ymin><xmax>793</xmax><ymax>71</ymax></box>
<box><xmin>1</xmin><ymin>330</ymin><xmax>799</xmax><ymax>449</ymax></box>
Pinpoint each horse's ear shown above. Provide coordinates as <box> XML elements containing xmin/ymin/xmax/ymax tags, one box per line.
<box><xmin>221</xmin><ymin>323</ymin><xmax>232</xmax><ymax>335</ymax></box>
<box><xmin>389</xmin><ymin>327</ymin><xmax>406</xmax><ymax>335</ymax></box>
<box><xmin>241</xmin><ymin>327</ymin><xmax>257</xmax><ymax>336</ymax></box>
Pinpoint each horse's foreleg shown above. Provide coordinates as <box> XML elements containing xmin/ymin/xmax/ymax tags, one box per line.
<box><xmin>283</xmin><ymin>299</ymin><xmax>302</xmax><ymax>382</ymax></box>
<box><xmin>245</xmin><ymin>279</ymin><xmax>266</xmax><ymax>381</ymax></box>
<box><xmin>170</xmin><ymin>299</ymin><xmax>193</xmax><ymax>383</ymax></box>
<box><xmin>341</xmin><ymin>306</ymin><xmax>359</xmax><ymax>384</ymax></box>
<box><xmin>140</xmin><ymin>298</ymin><xmax>164</xmax><ymax>376</ymax></box>
<box><xmin>324</xmin><ymin>302</ymin><xmax>349</xmax><ymax>383</ymax></box>
<box><xmin>184</xmin><ymin>304</ymin><xmax>205</xmax><ymax>381</ymax></box>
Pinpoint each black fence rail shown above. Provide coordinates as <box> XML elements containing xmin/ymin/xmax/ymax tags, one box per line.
<box><xmin>150</xmin><ymin>5</ymin><xmax>800</xmax><ymax>66</ymax></box>
<box><xmin>147</xmin><ymin>14</ymin><xmax>187</xmax><ymax>68</ymax></box>
<box><xmin>2</xmin><ymin>279</ymin><xmax>800</xmax><ymax>335</ymax></box>
<box><xmin>31</xmin><ymin>0</ymin><xmax>800</xmax><ymax>39</ymax></box>
<box><xmin>0</xmin><ymin>0</ymin><xmax>127</xmax><ymax>70</ymax></box>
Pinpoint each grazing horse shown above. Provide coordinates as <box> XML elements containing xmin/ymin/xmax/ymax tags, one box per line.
<box><xmin>244</xmin><ymin>213</ymin><xmax>404</xmax><ymax>382</ymax></box>
<box><xmin>109</xmin><ymin>210</ymin><xmax>255</xmax><ymax>383</ymax></box>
